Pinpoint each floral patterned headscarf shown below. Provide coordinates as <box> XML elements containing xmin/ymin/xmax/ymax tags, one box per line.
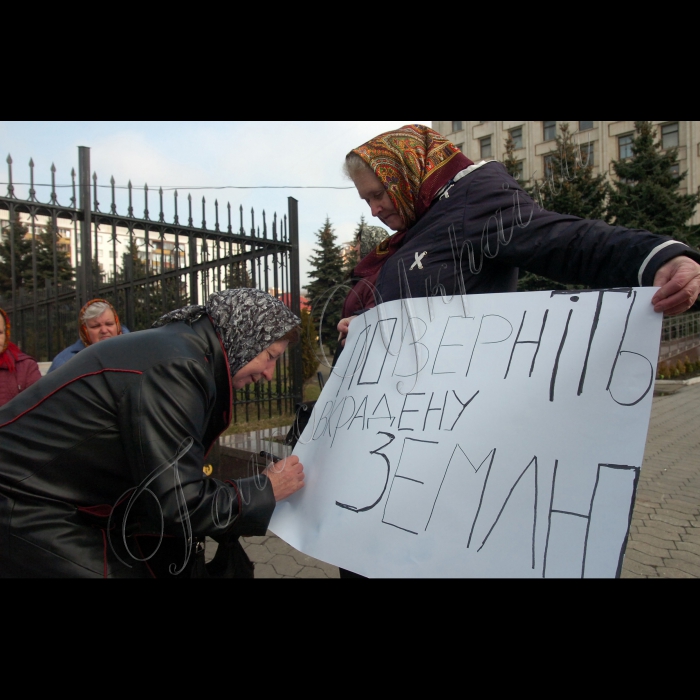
<box><xmin>352</xmin><ymin>124</ymin><xmax>472</xmax><ymax>231</ymax></box>
<box><xmin>153</xmin><ymin>288</ymin><xmax>301</xmax><ymax>377</ymax></box>
<box><xmin>79</xmin><ymin>298</ymin><xmax>123</xmax><ymax>347</ymax></box>
<box><xmin>342</xmin><ymin>125</ymin><xmax>473</xmax><ymax>318</ymax></box>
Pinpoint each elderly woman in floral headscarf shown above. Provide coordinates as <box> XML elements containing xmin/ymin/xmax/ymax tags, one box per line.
<box><xmin>334</xmin><ymin>124</ymin><xmax>700</xmax><ymax>579</ymax></box>
<box><xmin>0</xmin><ymin>307</ymin><xmax>42</xmax><ymax>408</ymax></box>
<box><xmin>338</xmin><ymin>123</ymin><xmax>700</xmax><ymax>342</ymax></box>
<box><xmin>48</xmin><ymin>298</ymin><xmax>129</xmax><ymax>373</ymax></box>
<box><xmin>0</xmin><ymin>288</ymin><xmax>304</xmax><ymax>578</ymax></box>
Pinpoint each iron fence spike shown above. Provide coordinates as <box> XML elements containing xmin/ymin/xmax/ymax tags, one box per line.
<box><xmin>6</xmin><ymin>154</ymin><xmax>14</xmax><ymax>197</ymax></box>
<box><xmin>28</xmin><ymin>157</ymin><xmax>36</xmax><ymax>201</ymax></box>
<box><xmin>50</xmin><ymin>162</ymin><xmax>58</xmax><ymax>205</ymax></box>
<box><xmin>110</xmin><ymin>175</ymin><xmax>117</xmax><ymax>215</ymax></box>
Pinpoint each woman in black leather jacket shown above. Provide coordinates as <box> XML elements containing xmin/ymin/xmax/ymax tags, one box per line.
<box><xmin>0</xmin><ymin>289</ymin><xmax>305</xmax><ymax>578</ymax></box>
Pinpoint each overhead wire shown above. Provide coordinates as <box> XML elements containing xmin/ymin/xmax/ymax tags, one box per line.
<box><xmin>0</xmin><ymin>182</ymin><xmax>355</xmax><ymax>191</ymax></box>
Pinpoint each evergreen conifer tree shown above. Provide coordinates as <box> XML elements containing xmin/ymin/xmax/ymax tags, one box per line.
<box><xmin>608</xmin><ymin>121</ymin><xmax>700</xmax><ymax>248</ymax></box>
<box><xmin>503</xmin><ymin>133</ymin><xmax>526</xmax><ymax>185</ymax></box>
<box><xmin>120</xmin><ymin>238</ymin><xmax>188</xmax><ymax>329</ymax></box>
<box><xmin>342</xmin><ymin>215</ymin><xmax>366</xmax><ymax>279</ymax></box>
<box><xmin>536</xmin><ymin>122</ymin><xmax>610</xmax><ymax>220</ymax></box>
<box><xmin>518</xmin><ymin>123</ymin><xmax>610</xmax><ymax>292</ymax></box>
<box><xmin>300</xmin><ymin>308</ymin><xmax>319</xmax><ymax>382</ymax></box>
<box><xmin>306</xmin><ymin>218</ymin><xmax>345</xmax><ymax>354</ymax></box>
<box><xmin>36</xmin><ymin>223</ymin><xmax>75</xmax><ymax>291</ymax></box>
<box><xmin>0</xmin><ymin>217</ymin><xmax>33</xmax><ymax>294</ymax></box>
<box><xmin>225</xmin><ymin>261</ymin><xmax>254</xmax><ymax>289</ymax></box>
<box><xmin>361</xmin><ymin>225</ymin><xmax>389</xmax><ymax>258</ymax></box>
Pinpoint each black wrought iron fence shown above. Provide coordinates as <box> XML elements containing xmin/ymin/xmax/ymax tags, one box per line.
<box><xmin>0</xmin><ymin>147</ymin><xmax>303</xmax><ymax>421</ymax></box>
<box><xmin>659</xmin><ymin>310</ymin><xmax>700</xmax><ymax>361</ymax></box>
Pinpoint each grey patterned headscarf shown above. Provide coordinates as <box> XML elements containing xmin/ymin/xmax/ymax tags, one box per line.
<box><xmin>153</xmin><ymin>288</ymin><xmax>300</xmax><ymax>376</ymax></box>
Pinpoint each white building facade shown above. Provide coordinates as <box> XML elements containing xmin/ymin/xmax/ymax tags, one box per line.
<box><xmin>432</xmin><ymin>121</ymin><xmax>700</xmax><ymax>226</ymax></box>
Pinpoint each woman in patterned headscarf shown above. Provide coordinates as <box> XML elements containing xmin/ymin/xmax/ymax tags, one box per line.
<box><xmin>339</xmin><ymin>123</ymin><xmax>700</xmax><ymax>335</ymax></box>
<box><xmin>340</xmin><ymin>124</ymin><xmax>474</xmax><ymax>321</ymax></box>
<box><xmin>153</xmin><ymin>288</ymin><xmax>301</xmax><ymax>384</ymax></box>
<box><xmin>0</xmin><ymin>307</ymin><xmax>42</xmax><ymax>407</ymax></box>
<box><xmin>334</xmin><ymin>123</ymin><xmax>700</xmax><ymax>579</ymax></box>
<box><xmin>0</xmin><ymin>288</ymin><xmax>305</xmax><ymax>578</ymax></box>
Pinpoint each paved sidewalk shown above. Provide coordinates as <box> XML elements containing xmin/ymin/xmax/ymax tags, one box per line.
<box><xmin>620</xmin><ymin>383</ymin><xmax>700</xmax><ymax>578</ymax></box>
<box><xmin>208</xmin><ymin>383</ymin><xmax>700</xmax><ymax>579</ymax></box>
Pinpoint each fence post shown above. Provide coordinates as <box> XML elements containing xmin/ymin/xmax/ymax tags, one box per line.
<box><xmin>288</xmin><ymin>197</ymin><xmax>303</xmax><ymax>406</ymax></box>
<box><xmin>189</xmin><ymin>236</ymin><xmax>199</xmax><ymax>305</ymax></box>
<box><xmin>78</xmin><ymin>146</ymin><xmax>93</xmax><ymax>306</ymax></box>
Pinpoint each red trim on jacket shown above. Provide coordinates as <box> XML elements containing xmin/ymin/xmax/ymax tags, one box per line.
<box><xmin>203</xmin><ymin>322</ymin><xmax>233</xmax><ymax>459</ymax></box>
<box><xmin>0</xmin><ymin>369</ymin><xmax>143</xmax><ymax>429</ymax></box>
<box><xmin>226</xmin><ymin>479</ymin><xmax>243</xmax><ymax>517</ymax></box>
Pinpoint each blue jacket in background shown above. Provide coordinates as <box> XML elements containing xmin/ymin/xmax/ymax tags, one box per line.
<box><xmin>48</xmin><ymin>327</ymin><xmax>130</xmax><ymax>373</ymax></box>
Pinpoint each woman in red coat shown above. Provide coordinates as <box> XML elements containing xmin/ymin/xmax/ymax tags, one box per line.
<box><xmin>0</xmin><ymin>308</ymin><xmax>42</xmax><ymax>408</ymax></box>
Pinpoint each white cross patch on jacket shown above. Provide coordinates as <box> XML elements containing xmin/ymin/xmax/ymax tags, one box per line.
<box><xmin>410</xmin><ymin>251</ymin><xmax>428</xmax><ymax>271</ymax></box>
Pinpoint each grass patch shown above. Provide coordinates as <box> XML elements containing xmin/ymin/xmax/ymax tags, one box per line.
<box><xmin>304</xmin><ymin>382</ymin><xmax>321</xmax><ymax>403</ymax></box>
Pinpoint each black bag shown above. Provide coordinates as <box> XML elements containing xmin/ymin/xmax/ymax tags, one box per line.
<box><xmin>284</xmin><ymin>401</ymin><xmax>317</xmax><ymax>450</ymax></box>
<box><xmin>203</xmin><ymin>537</ymin><xmax>255</xmax><ymax>578</ymax></box>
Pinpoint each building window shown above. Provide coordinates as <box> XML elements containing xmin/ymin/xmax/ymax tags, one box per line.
<box><xmin>543</xmin><ymin>121</ymin><xmax>557</xmax><ymax>141</ymax></box>
<box><xmin>455</xmin><ymin>142</ymin><xmax>464</xmax><ymax>153</ymax></box>
<box><xmin>513</xmin><ymin>160</ymin><xmax>525</xmax><ymax>181</ymax></box>
<box><xmin>452</xmin><ymin>121</ymin><xmax>463</xmax><ymax>133</ymax></box>
<box><xmin>579</xmin><ymin>121</ymin><xmax>594</xmax><ymax>131</ymax></box>
<box><xmin>670</xmin><ymin>163</ymin><xmax>680</xmax><ymax>177</ymax></box>
<box><xmin>619</xmin><ymin>134</ymin><xmax>634</xmax><ymax>159</ymax></box>
<box><xmin>510</xmin><ymin>127</ymin><xmax>523</xmax><ymax>149</ymax></box>
<box><xmin>544</xmin><ymin>154</ymin><xmax>555</xmax><ymax>178</ymax></box>
<box><xmin>579</xmin><ymin>141</ymin><xmax>595</xmax><ymax>166</ymax></box>
<box><xmin>480</xmin><ymin>137</ymin><xmax>492</xmax><ymax>159</ymax></box>
<box><xmin>662</xmin><ymin>122</ymin><xmax>679</xmax><ymax>150</ymax></box>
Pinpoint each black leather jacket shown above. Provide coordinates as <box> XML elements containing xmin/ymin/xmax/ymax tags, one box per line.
<box><xmin>0</xmin><ymin>317</ymin><xmax>276</xmax><ymax>578</ymax></box>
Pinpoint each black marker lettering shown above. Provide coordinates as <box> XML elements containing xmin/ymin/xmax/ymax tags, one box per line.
<box><xmin>398</xmin><ymin>393</ymin><xmax>426</xmax><ymax>432</ymax></box>
<box><xmin>504</xmin><ymin>309</ymin><xmax>549</xmax><ymax>379</ymax></box>
<box><xmin>348</xmin><ymin>395</ymin><xmax>368</xmax><ymax>431</ymax></box>
<box><xmin>335</xmin><ymin>432</ymin><xmax>396</xmax><ymax>513</ymax></box>
<box><xmin>422</xmin><ymin>391</ymin><xmax>444</xmax><ymax>432</ymax></box>
<box><xmin>549</xmin><ymin>309</ymin><xmax>573</xmax><ymax>402</ymax></box>
<box><xmin>368</xmin><ymin>394</ymin><xmax>395</xmax><ymax>428</ymax></box>
<box><xmin>432</xmin><ymin>315</ymin><xmax>474</xmax><ymax>375</ymax></box>
<box><xmin>446</xmin><ymin>390</ymin><xmax>479</xmax><ymax>431</ymax></box>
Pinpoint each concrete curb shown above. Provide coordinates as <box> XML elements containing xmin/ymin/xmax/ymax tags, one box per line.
<box><xmin>655</xmin><ymin>377</ymin><xmax>700</xmax><ymax>389</ymax></box>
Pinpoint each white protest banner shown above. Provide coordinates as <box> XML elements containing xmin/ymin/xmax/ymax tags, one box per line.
<box><xmin>270</xmin><ymin>288</ymin><xmax>662</xmax><ymax>577</ymax></box>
